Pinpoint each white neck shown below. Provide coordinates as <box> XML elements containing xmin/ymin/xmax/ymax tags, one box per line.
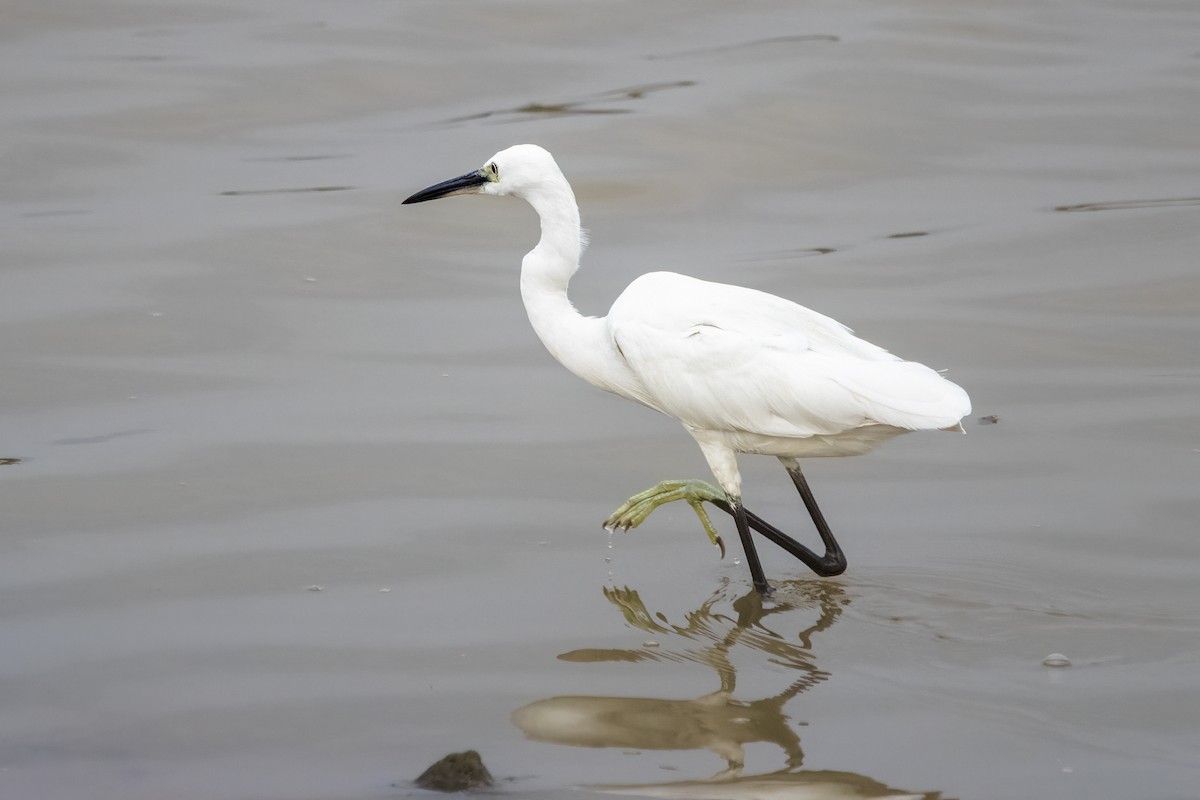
<box><xmin>516</xmin><ymin>174</ymin><xmax>625</xmax><ymax>394</ymax></box>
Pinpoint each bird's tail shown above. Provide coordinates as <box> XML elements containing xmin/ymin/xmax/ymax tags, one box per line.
<box><xmin>832</xmin><ymin>360</ymin><xmax>972</xmax><ymax>432</ymax></box>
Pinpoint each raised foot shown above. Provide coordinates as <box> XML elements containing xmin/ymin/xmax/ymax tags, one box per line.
<box><xmin>603</xmin><ymin>479</ymin><xmax>728</xmax><ymax>558</ymax></box>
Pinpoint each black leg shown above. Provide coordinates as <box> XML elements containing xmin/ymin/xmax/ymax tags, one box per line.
<box><xmin>731</xmin><ymin>501</ymin><xmax>772</xmax><ymax>594</ymax></box>
<box><xmin>712</xmin><ymin>464</ymin><xmax>846</xmax><ymax>578</ymax></box>
<box><xmin>784</xmin><ymin>462</ymin><xmax>845</xmax><ymax>574</ymax></box>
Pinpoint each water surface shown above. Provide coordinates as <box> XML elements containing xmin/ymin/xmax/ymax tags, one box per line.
<box><xmin>2</xmin><ymin>1</ymin><xmax>1198</xmax><ymax>798</ymax></box>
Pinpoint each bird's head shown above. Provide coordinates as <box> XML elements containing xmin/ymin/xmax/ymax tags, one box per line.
<box><xmin>402</xmin><ymin>144</ymin><xmax>561</xmax><ymax>205</ymax></box>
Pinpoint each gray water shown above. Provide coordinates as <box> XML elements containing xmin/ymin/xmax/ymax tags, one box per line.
<box><xmin>2</xmin><ymin>1</ymin><xmax>1198</xmax><ymax>798</ymax></box>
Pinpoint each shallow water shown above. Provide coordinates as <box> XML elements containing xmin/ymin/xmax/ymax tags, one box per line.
<box><xmin>2</xmin><ymin>1</ymin><xmax>1199</xmax><ymax>798</ymax></box>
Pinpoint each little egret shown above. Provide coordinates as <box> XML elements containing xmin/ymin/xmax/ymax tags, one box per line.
<box><xmin>404</xmin><ymin>145</ymin><xmax>970</xmax><ymax>593</ymax></box>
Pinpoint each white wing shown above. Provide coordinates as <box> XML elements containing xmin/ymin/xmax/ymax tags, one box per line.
<box><xmin>607</xmin><ymin>272</ymin><xmax>971</xmax><ymax>438</ymax></box>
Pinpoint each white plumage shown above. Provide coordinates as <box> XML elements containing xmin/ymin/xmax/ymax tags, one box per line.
<box><xmin>404</xmin><ymin>144</ymin><xmax>970</xmax><ymax>592</ymax></box>
<box><xmin>608</xmin><ymin>271</ymin><xmax>969</xmax><ymax>441</ymax></box>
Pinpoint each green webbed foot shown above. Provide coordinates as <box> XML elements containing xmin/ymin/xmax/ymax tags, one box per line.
<box><xmin>603</xmin><ymin>479</ymin><xmax>729</xmax><ymax>558</ymax></box>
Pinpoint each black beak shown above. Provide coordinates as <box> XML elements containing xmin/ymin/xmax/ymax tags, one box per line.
<box><xmin>403</xmin><ymin>169</ymin><xmax>488</xmax><ymax>204</ymax></box>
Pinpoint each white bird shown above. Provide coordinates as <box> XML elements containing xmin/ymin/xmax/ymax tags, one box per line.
<box><xmin>404</xmin><ymin>144</ymin><xmax>970</xmax><ymax>593</ymax></box>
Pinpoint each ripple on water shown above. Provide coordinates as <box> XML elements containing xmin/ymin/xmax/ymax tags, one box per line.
<box><xmin>1055</xmin><ymin>196</ymin><xmax>1200</xmax><ymax>212</ymax></box>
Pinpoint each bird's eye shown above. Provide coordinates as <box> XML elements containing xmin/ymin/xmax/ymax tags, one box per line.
<box><xmin>489</xmin><ymin>162</ymin><xmax>499</xmax><ymax>179</ymax></box>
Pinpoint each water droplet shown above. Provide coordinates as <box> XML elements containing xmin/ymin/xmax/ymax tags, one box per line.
<box><xmin>643</xmin><ymin>640</ymin><xmax>659</xmax><ymax>648</ymax></box>
<box><xmin>733</xmin><ymin>558</ymin><xmax>741</xmax><ymax>566</ymax></box>
<box><xmin>1043</xmin><ymin>653</ymin><xmax>1071</xmax><ymax>667</ymax></box>
<box><xmin>604</xmin><ymin>556</ymin><xmax>612</xmax><ymax>564</ymax></box>
<box><xmin>306</xmin><ymin>585</ymin><xmax>323</xmax><ymax>592</ymax></box>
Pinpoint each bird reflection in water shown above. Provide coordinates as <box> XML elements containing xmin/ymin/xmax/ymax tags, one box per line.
<box><xmin>512</xmin><ymin>582</ymin><xmax>942</xmax><ymax>799</ymax></box>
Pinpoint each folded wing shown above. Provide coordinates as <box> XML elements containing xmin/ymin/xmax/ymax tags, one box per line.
<box><xmin>608</xmin><ymin>272</ymin><xmax>971</xmax><ymax>438</ymax></box>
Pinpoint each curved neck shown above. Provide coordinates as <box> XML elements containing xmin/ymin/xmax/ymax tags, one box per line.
<box><xmin>517</xmin><ymin>176</ymin><xmax>616</xmax><ymax>391</ymax></box>
<box><xmin>523</xmin><ymin>176</ymin><xmax>582</xmax><ymax>284</ymax></box>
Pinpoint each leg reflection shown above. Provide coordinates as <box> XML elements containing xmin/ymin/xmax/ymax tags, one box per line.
<box><xmin>512</xmin><ymin>581</ymin><xmax>941</xmax><ymax>797</ymax></box>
